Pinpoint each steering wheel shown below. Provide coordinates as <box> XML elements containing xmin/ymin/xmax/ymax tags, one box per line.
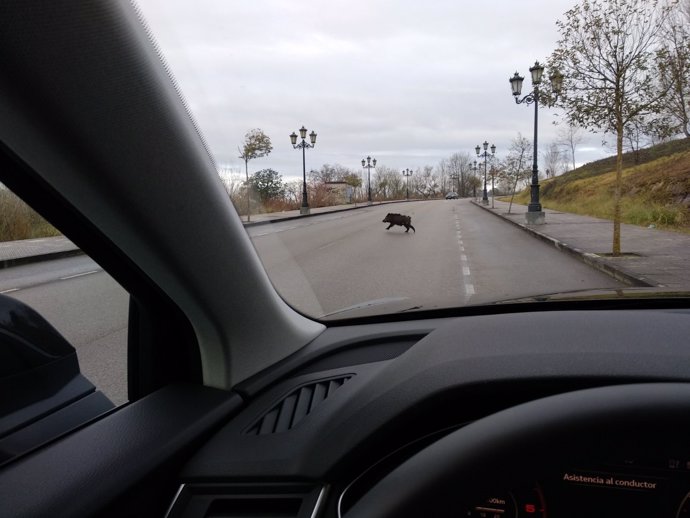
<box><xmin>344</xmin><ymin>383</ymin><xmax>690</xmax><ymax>517</ymax></box>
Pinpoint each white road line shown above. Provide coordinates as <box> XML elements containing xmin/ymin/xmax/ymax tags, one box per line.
<box><xmin>0</xmin><ymin>288</ymin><xmax>19</xmax><ymax>294</ymax></box>
<box><xmin>455</xmin><ymin>219</ymin><xmax>474</xmax><ymax>300</ymax></box>
<box><xmin>60</xmin><ymin>270</ymin><xmax>99</xmax><ymax>280</ymax></box>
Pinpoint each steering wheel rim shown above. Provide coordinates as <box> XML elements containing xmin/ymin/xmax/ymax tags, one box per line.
<box><xmin>344</xmin><ymin>383</ymin><xmax>690</xmax><ymax>518</ymax></box>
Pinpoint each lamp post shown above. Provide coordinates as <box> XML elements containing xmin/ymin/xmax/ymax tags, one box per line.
<box><xmin>510</xmin><ymin>61</ymin><xmax>563</xmax><ymax>224</ymax></box>
<box><xmin>362</xmin><ymin>156</ymin><xmax>376</xmax><ymax>205</ymax></box>
<box><xmin>290</xmin><ymin>126</ymin><xmax>317</xmax><ymax>215</ymax></box>
<box><xmin>475</xmin><ymin>141</ymin><xmax>496</xmax><ymax>206</ymax></box>
<box><xmin>489</xmin><ymin>166</ymin><xmax>497</xmax><ymax>208</ymax></box>
<box><xmin>402</xmin><ymin>168</ymin><xmax>413</xmax><ymax>200</ymax></box>
<box><xmin>471</xmin><ymin>161</ymin><xmax>478</xmax><ymax>200</ymax></box>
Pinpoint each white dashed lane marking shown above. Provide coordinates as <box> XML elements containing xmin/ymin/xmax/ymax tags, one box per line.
<box><xmin>454</xmin><ymin>214</ymin><xmax>474</xmax><ymax>300</ymax></box>
<box><xmin>59</xmin><ymin>270</ymin><xmax>99</xmax><ymax>280</ymax></box>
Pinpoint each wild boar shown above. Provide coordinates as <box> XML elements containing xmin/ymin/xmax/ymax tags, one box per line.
<box><xmin>382</xmin><ymin>213</ymin><xmax>415</xmax><ymax>233</ymax></box>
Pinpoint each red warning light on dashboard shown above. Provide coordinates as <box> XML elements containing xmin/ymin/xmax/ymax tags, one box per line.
<box><xmin>524</xmin><ymin>503</ymin><xmax>537</xmax><ymax>513</ymax></box>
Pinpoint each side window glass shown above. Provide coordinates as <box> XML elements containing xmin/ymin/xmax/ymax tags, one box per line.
<box><xmin>0</xmin><ymin>186</ymin><xmax>129</xmax><ymax>406</ymax></box>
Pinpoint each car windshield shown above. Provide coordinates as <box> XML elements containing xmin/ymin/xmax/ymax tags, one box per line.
<box><xmin>117</xmin><ymin>1</ymin><xmax>690</xmax><ymax>319</ymax></box>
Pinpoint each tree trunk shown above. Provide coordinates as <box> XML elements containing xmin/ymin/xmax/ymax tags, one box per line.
<box><xmin>508</xmin><ymin>177</ymin><xmax>519</xmax><ymax>214</ymax></box>
<box><xmin>245</xmin><ymin>158</ymin><xmax>250</xmax><ymax>222</ymax></box>
<box><xmin>613</xmin><ymin>124</ymin><xmax>623</xmax><ymax>256</ymax></box>
<box><xmin>571</xmin><ymin>143</ymin><xmax>576</xmax><ymax>171</ymax></box>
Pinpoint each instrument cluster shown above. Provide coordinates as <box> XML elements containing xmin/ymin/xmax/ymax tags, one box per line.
<box><xmin>468</xmin><ymin>455</ymin><xmax>690</xmax><ymax>518</ymax></box>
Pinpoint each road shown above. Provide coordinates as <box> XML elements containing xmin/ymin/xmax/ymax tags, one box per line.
<box><xmin>248</xmin><ymin>200</ymin><xmax>624</xmax><ymax>318</ymax></box>
<box><xmin>0</xmin><ymin>256</ymin><xmax>129</xmax><ymax>405</ymax></box>
<box><xmin>0</xmin><ymin>200</ymin><xmax>624</xmax><ymax>406</ymax></box>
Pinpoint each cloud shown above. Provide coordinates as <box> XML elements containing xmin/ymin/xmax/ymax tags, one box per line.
<box><xmin>136</xmin><ymin>0</ymin><xmax>606</xmax><ymax>181</ymax></box>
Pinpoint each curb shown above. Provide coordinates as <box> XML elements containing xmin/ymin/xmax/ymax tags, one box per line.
<box><xmin>0</xmin><ymin>249</ymin><xmax>85</xmax><ymax>270</ymax></box>
<box><xmin>471</xmin><ymin>201</ymin><xmax>654</xmax><ymax>288</ymax></box>
<box><xmin>241</xmin><ymin>199</ymin><xmax>419</xmax><ymax>227</ymax></box>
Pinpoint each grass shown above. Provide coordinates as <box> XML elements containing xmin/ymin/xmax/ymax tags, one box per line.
<box><xmin>504</xmin><ymin>138</ymin><xmax>690</xmax><ymax>233</ymax></box>
<box><xmin>0</xmin><ymin>188</ymin><xmax>61</xmax><ymax>241</ymax></box>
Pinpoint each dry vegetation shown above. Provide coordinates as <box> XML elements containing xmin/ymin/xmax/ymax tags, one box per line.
<box><xmin>508</xmin><ymin>138</ymin><xmax>690</xmax><ymax>232</ymax></box>
<box><xmin>0</xmin><ymin>188</ymin><xmax>60</xmax><ymax>241</ymax></box>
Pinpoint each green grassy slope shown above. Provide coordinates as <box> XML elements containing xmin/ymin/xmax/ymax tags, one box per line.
<box><xmin>509</xmin><ymin>138</ymin><xmax>690</xmax><ymax>232</ymax></box>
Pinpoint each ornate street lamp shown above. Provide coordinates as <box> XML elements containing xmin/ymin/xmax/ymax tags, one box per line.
<box><xmin>362</xmin><ymin>156</ymin><xmax>376</xmax><ymax>205</ymax></box>
<box><xmin>401</xmin><ymin>168</ymin><xmax>413</xmax><ymax>200</ymax></box>
<box><xmin>510</xmin><ymin>61</ymin><xmax>563</xmax><ymax>224</ymax></box>
<box><xmin>475</xmin><ymin>141</ymin><xmax>496</xmax><ymax>205</ymax></box>
<box><xmin>471</xmin><ymin>161</ymin><xmax>479</xmax><ymax>199</ymax></box>
<box><xmin>290</xmin><ymin>126</ymin><xmax>317</xmax><ymax>215</ymax></box>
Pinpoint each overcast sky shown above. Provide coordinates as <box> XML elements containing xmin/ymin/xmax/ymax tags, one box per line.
<box><xmin>135</xmin><ymin>0</ymin><xmax>607</xmax><ymax>182</ymax></box>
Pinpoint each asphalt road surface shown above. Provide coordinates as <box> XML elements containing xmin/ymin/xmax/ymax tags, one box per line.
<box><xmin>248</xmin><ymin>199</ymin><xmax>625</xmax><ymax>318</ymax></box>
<box><xmin>0</xmin><ymin>256</ymin><xmax>129</xmax><ymax>405</ymax></box>
<box><xmin>0</xmin><ymin>200</ymin><xmax>625</xmax><ymax>406</ymax></box>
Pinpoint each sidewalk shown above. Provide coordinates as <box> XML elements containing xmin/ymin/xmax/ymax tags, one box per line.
<box><xmin>473</xmin><ymin>199</ymin><xmax>690</xmax><ymax>290</ymax></box>
<box><xmin>0</xmin><ymin>236</ymin><xmax>82</xmax><ymax>269</ymax></box>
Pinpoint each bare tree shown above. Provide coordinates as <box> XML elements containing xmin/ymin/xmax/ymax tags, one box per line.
<box><xmin>448</xmin><ymin>152</ymin><xmax>473</xmax><ymax>197</ymax></box>
<box><xmin>218</xmin><ymin>165</ymin><xmax>243</xmax><ymax>199</ymax></box>
<box><xmin>556</xmin><ymin>122</ymin><xmax>584</xmax><ymax>171</ymax></box>
<box><xmin>549</xmin><ymin>0</ymin><xmax>671</xmax><ymax>255</ymax></box>
<box><xmin>622</xmin><ymin>117</ymin><xmax>655</xmax><ymax>164</ymax></box>
<box><xmin>373</xmin><ymin>165</ymin><xmax>404</xmax><ymax>200</ymax></box>
<box><xmin>413</xmin><ymin>165</ymin><xmax>440</xmax><ymax>199</ymax></box>
<box><xmin>503</xmin><ymin>133</ymin><xmax>533</xmax><ymax>213</ymax></box>
<box><xmin>308</xmin><ymin>163</ymin><xmax>353</xmax><ymax>184</ymax></box>
<box><xmin>656</xmin><ymin>0</ymin><xmax>690</xmax><ymax>138</ymax></box>
<box><xmin>238</xmin><ymin>128</ymin><xmax>272</xmax><ymax>221</ymax></box>
<box><xmin>283</xmin><ymin>181</ymin><xmax>302</xmax><ymax>206</ymax></box>
<box><xmin>468</xmin><ymin>174</ymin><xmax>482</xmax><ymax>200</ymax></box>
<box><xmin>542</xmin><ymin>143</ymin><xmax>567</xmax><ymax>178</ymax></box>
<box><xmin>435</xmin><ymin>159</ymin><xmax>450</xmax><ymax>194</ymax></box>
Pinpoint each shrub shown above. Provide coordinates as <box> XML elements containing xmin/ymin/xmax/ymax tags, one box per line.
<box><xmin>0</xmin><ymin>188</ymin><xmax>60</xmax><ymax>241</ymax></box>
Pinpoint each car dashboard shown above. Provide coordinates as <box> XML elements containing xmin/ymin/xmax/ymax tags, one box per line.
<box><xmin>164</xmin><ymin>308</ymin><xmax>690</xmax><ymax>518</ymax></box>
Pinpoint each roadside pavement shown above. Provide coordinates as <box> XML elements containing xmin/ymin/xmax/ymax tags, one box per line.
<box><xmin>1</xmin><ymin>200</ymin><xmax>689</xmax><ymax>293</ymax></box>
<box><xmin>473</xmin><ymin>199</ymin><xmax>690</xmax><ymax>290</ymax></box>
<box><xmin>0</xmin><ymin>236</ymin><xmax>83</xmax><ymax>269</ymax></box>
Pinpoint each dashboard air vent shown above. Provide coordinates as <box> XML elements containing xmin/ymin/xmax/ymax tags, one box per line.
<box><xmin>245</xmin><ymin>375</ymin><xmax>353</xmax><ymax>435</ymax></box>
<box><xmin>165</xmin><ymin>483</ymin><xmax>325</xmax><ymax>518</ymax></box>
